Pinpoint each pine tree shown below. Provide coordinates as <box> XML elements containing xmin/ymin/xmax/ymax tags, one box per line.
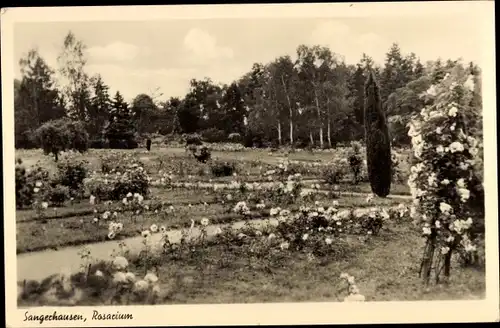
<box><xmin>88</xmin><ymin>75</ymin><xmax>112</xmax><ymax>140</ymax></box>
<box><xmin>414</xmin><ymin>59</ymin><xmax>425</xmax><ymax>79</ymax></box>
<box><xmin>105</xmin><ymin>91</ymin><xmax>137</xmax><ymax>149</ymax></box>
<box><xmin>364</xmin><ymin>70</ymin><xmax>392</xmax><ymax>197</ymax></box>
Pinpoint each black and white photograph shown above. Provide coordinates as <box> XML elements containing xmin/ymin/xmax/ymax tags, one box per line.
<box><xmin>2</xmin><ymin>2</ymin><xmax>498</xmax><ymax>327</ymax></box>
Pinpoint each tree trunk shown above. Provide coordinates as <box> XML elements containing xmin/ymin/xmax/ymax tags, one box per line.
<box><xmin>277</xmin><ymin>121</ymin><xmax>282</xmax><ymax>146</ymax></box>
<box><xmin>443</xmin><ymin>249</ymin><xmax>452</xmax><ymax>283</ymax></box>
<box><xmin>314</xmin><ymin>89</ymin><xmax>323</xmax><ymax>148</ymax></box>
<box><xmin>326</xmin><ymin>96</ymin><xmax>332</xmax><ymax>148</ymax></box>
<box><xmin>327</xmin><ymin>117</ymin><xmax>332</xmax><ymax>148</ymax></box>
<box><xmin>309</xmin><ymin>131</ymin><xmax>314</xmax><ymax>146</ymax></box>
<box><xmin>420</xmin><ymin>234</ymin><xmax>436</xmax><ymax>285</ymax></box>
<box><xmin>280</xmin><ymin>75</ymin><xmax>294</xmax><ymax>145</ymax></box>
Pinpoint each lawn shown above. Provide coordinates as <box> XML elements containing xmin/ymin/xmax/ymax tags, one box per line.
<box><xmin>148</xmin><ymin>222</ymin><xmax>484</xmax><ymax>303</ymax></box>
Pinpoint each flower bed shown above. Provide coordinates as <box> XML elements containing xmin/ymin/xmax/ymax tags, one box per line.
<box><xmin>18</xmin><ymin>203</ymin><xmax>409</xmax><ymax>305</ymax></box>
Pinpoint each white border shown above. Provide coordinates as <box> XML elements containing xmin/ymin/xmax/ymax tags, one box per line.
<box><xmin>2</xmin><ymin>2</ymin><xmax>498</xmax><ymax>327</ymax></box>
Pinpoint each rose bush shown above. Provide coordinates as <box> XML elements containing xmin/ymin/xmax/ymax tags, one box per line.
<box><xmin>407</xmin><ymin>64</ymin><xmax>484</xmax><ymax>284</ymax></box>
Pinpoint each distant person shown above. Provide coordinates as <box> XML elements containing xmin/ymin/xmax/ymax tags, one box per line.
<box><xmin>146</xmin><ymin>138</ymin><xmax>152</xmax><ymax>151</ymax></box>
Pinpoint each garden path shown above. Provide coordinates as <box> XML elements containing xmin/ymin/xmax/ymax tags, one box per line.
<box><xmin>17</xmin><ymin>218</ymin><xmax>279</xmax><ymax>282</ymax></box>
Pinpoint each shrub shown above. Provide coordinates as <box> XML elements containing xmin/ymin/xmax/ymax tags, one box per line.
<box><xmin>323</xmin><ymin>160</ymin><xmax>349</xmax><ymax>185</ymax></box>
<box><xmin>15</xmin><ymin>160</ymin><xmax>51</xmax><ymax>209</ymax></box>
<box><xmin>243</xmin><ymin>130</ymin><xmax>265</xmax><ymax>148</ymax></box>
<box><xmin>111</xmin><ymin>169</ymin><xmax>150</xmax><ymax>200</ymax></box>
<box><xmin>56</xmin><ymin>158</ymin><xmax>88</xmax><ymax>198</ymax></box>
<box><xmin>86</xmin><ymin>162</ymin><xmax>150</xmax><ymax>201</ymax></box>
<box><xmin>228</xmin><ymin>133</ymin><xmax>242</xmax><ymax>143</ymax></box>
<box><xmin>293</xmin><ymin>138</ymin><xmax>309</xmax><ymax>149</ymax></box>
<box><xmin>90</xmin><ymin>139</ymin><xmax>108</xmax><ymax>149</ymax></box>
<box><xmin>211</xmin><ymin>161</ymin><xmax>236</xmax><ymax>177</ymax></box>
<box><xmin>35</xmin><ymin>118</ymin><xmax>89</xmax><ymax>161</ymax></box>
<box><xmin>15</xmin><ymin>130</ymin><xmax>39</xmax><ymax>149</ymax></box>
<box><xmin>408</xmin><ymin>65</ymin><xmax>484</xmax><ymax>283</ymax></box>
<box><xmin>364</xmin><ymin>70</ymin><xmax>392</xmax><ymax>197</ymax></box>
<box><xmin>108</xmin><ymin>139</ymin><xmax>138</xmax><ymax>149</ymax></box>
<box><xmin>201</xmin><ymin>128</ymin><xmax>227</xmax><ymax>143</ymax></box>
<box><xmin>191</xmin><ymin>145</ymin><xmax>211</xmax><ymax>163</ymax></box>
<box><xmin>86</xmin><ymin>179</ymin><xmax>115</xmax><ymax>202</ymax></box>
<box><xmin>348</xmin><ymin>141</ymin><xmax>363</xmax><ymax>184</ymax></box>
<box><xmin>184</xmin><ymin>133</ymin><xmax>203</xmax><ymax>146</ymax></box>
<box><xmin>48</xmin><ymin>185</ymin><xmax>70</xmax><ymax>206</ymax></box>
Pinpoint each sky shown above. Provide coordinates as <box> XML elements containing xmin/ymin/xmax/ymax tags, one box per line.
<box><xmin>13</xmin><ymin>16</ymin><xmax>485</xmax><ymax>102</ymax></box>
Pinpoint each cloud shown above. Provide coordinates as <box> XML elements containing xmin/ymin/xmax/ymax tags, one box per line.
<box><xmin>86</xmin><ymin>63</ymin><xmax>197</xmax><ymax>101</ymax></box>
<box><xmin>182</xmin><ymin>28</ymin><xmax>234</xmax><ymax>65</ymax></box>
<box><xmin>309</xmin><ymin>21</ymin><xmax>391</xmax><ymax>64</ymax></box>
<box><xmin>87</xmin><ymin>42</ymin><xmax>148</xmax><ymax>62</ymax></box>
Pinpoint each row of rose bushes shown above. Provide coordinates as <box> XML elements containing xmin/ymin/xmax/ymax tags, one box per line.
<box><xmin>16</xmin><ymin>143</ymin><xmax>409</xmax><ymax>210</ymax></box>
<box><xmin>18</xmin><ymin>202</ymin><xmax>409</xmax><ymax>305</ymax></box>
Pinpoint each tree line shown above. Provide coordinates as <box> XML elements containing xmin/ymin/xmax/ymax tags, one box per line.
<box><xmin>14</xmin><ymin>31</ymin><xmax>482</xmax><ymax>150</ymax></box>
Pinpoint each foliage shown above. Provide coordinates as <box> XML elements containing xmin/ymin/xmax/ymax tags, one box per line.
<box><xmin>48</xmin><ymin>185</ymin><xmax>71</xmax><ymax>206</ymax></box>
<box><xmin>15</xmin><ymin>50</ymin><xmax>65</xmax><ymax>148</ymax></box>
<box><xmin>228</xmin><ymin>133</ymin><xmax>242</xmax><ymax>143</ymax></box>
<box><xmin>58</xmin><ymin>31</ymin><xmax>93</xmax><ymax>123</ymax></box>
<box><xmin>407</xmin><ymin>62</ymin><xmax>484</xmax><ymax>284</ymax></box>
<box><xmin>132</xmin><ymin>93</ymin><xmax>159</xmax><ymax>135</ymax></box>
<box><xmin>322</xmin><ymin>164</ymin><xmax>348</xmax><ymax>185</ymax></box>
<box><xmin>15</xmin><ymin>159</ymin><xmax>51</xmax><ymax>208</ymax></box>
<box><xmin>88</xmin><ymin>74</ymin><xmax>112</xmax><ymax>138</ymax></box>
<box><xmin>105</xmin><ymin>92</ymin><xmax>138</xmax><ymax>149</ymax></box>
<box><xmin>190</xmin><ymin>145</ymin><xmax>212</xmax><ymax>163</ymax></box>
<box><xmin>210</xmin><ymin>161</ymin><xmax>236</xmax><ymax>177</ymax></box>
<box><xmin>18</xmin><ymin>256</ymin><xmax>162</xmax><ymax>306</ymax></box>
<box><xmin>348</xmin><ymin>141</ymin><xmax>363</xmax><ymax>184</ymax></box>
<box><xmin>87</xmin><ymin>157</ymin><xmax>150</xmax><ymax>201</ymax></box>
<box><xmin>35</xmin><ymin>118</ymin><xmax>89</xmax><ymax>161</ymax></box>
<box><xmin>201</xmin><ymin>128</ymin><xmax>227</xmax><ymax>143</ymax></box>
<box><xmin>14</xmin><ymin>32</ymin><xmax>483</xmax><ymax>152</ymax></box>
<box><xmin>56</xmin><ymin>157</ymin><xmax>88</xmax><ymax>198</ymax></box>
<box><xmin>90</xmin><ymin>138</ymin><xmax>109</xmax><ymax>149</ymax></box>
<box><xmin>184</xmin><ymin>133</ymin><xmax>203</xmax><ymax>146</ymax></box>
<box><xmin>364</xmin><ymin>70</ymin><xmax>392</xmax><ymax>197</ymax></box>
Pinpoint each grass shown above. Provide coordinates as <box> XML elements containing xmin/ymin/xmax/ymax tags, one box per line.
<box><xmin>17</xmin><ymin>219</ymin><xmax>485</xmax><ymax>306</ymax></box>
<box><xmin>145</xmin><ymin>221</ymin><xmax>485</xmax><ymax>303</ymax></box>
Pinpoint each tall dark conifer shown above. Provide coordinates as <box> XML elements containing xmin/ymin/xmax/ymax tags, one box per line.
<box><xmin>364</xmin><ymin>70</ymin><xmax>392</xmax><ymax>197</ymax></box>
